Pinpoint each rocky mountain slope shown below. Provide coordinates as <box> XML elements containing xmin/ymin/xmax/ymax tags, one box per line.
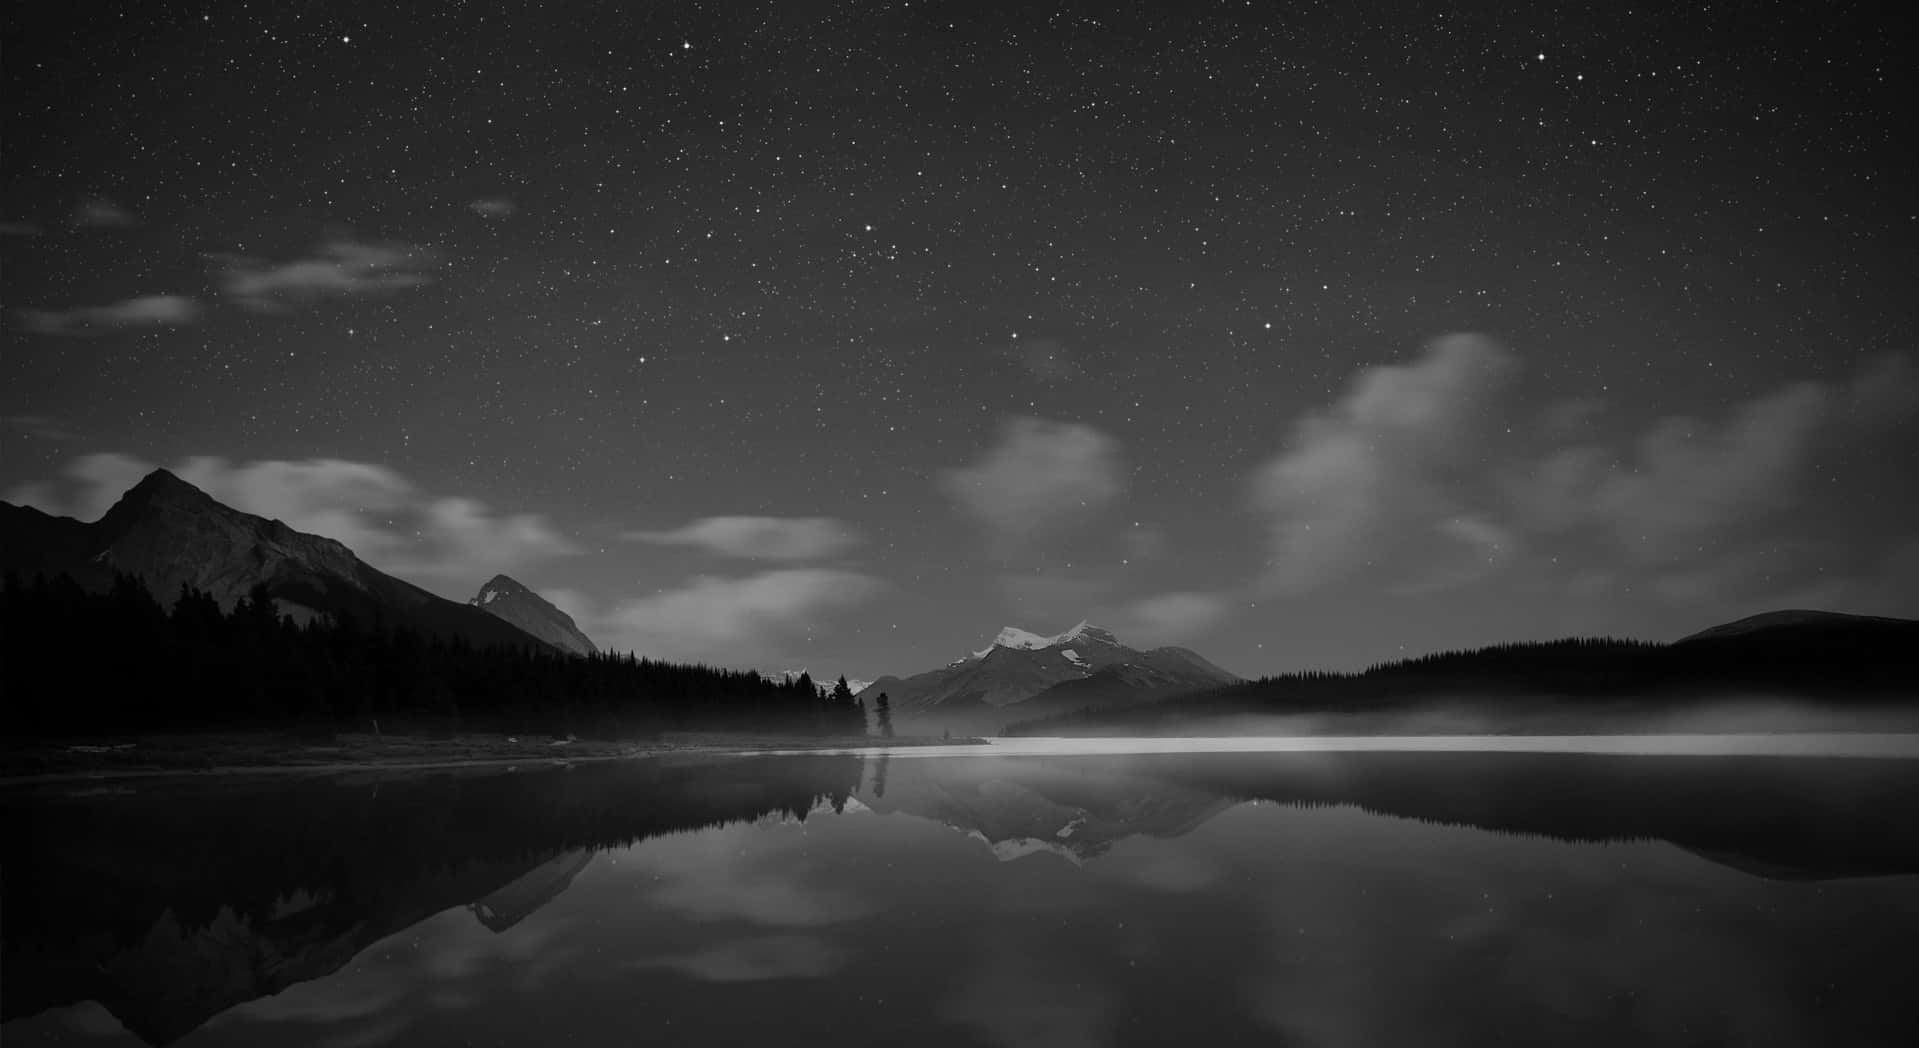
<box><xmin>0</xmin><ymin>468</ymin><xmax>548</xmax><ymax>651</ymax></box>
<box><xmin>471</xmin><ymin>574</ymin><xmax>597</xmax><ymax>655</ymax></box>
<box><xmin>856</xmin><ymin>621</ymin><xmax>1238</xmax><ymax>735</ymax></box>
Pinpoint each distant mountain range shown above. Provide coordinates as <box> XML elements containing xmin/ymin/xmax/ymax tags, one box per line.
<box><xmin>1007</xmin><ymin>609</ymin><xmax>1919</xmax><ymax>736</ymax></box>
<box><xmin>470</xmin><ymin>574</ymin><xmax>597</xmax><ymax>655</ymax></box>
<box><xmin>0</xmin><ymin>468</ymin><xmax>589</xmax><ymax>655</ymax></box>
<box><xmin>857</xmin><ymin>620</ymin><xmax>1239</xmax><ymax>735</ymax></box>
<box><xmin>760</xmin><ymin>670</ymin><xmax>875</xmax><ymax>695</ymax></box>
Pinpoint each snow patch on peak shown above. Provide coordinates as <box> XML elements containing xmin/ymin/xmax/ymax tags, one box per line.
<box><xmin>1060</xmin><ymin>648</ymin><xmax>1087</xmax><ymax>668</ymax></box>
<box><xmin>478</xmin><ymin>588</ymin><xmax>502</xmax><ymax>605</ymax></box>
<box><xmin>967</xmin><ymin>621</ymin><xmax>1121</xmax><ymax>660</ymax></box>
<box><xmin>1057</xmin><ymin>621</ymin><xmax>1118</xmax><ymax>644</ymax></box>
<box><xmin>986</xmin><ymin>626</ymin><xmax>1056</xmax><ymax>653</ymax></box>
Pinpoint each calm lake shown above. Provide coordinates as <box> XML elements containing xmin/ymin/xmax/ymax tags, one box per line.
<box><xmin>5</xmin><ymin>740</ymin><xmax>1919</xmax><ymax>1046</ymax></box>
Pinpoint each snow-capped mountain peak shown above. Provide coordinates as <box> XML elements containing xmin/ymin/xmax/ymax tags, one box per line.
<box><xmin>968</xmin><ymin>621</ymin><xmax>1117</xmax><ymax>660</ymax></box>
<box><xmin>764</xmin><ymin>669</ymin><xmax>873</xmax><ymax>694</ymax></box>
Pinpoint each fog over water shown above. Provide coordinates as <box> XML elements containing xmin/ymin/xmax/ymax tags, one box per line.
<box><xmin>6</xmin><ymin>744</ymin><xmax>1916</xmax><ymax>1046</ymax></box>
<box><xmin>759</xmin><ymin>733</ymin><xmax>1919</xmax><ymax>760</ymax></box>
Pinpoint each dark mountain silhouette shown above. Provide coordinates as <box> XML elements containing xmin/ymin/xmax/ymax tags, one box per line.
<box><xmin>0</xmin><ymin>569</ymin><xmax>865</xmax><ymax>736</ymax></box>
<box><xmin>858</xmin><ymin>621</ymin><xmax>1237</xmax><ymax>735</ymax></box>
<box><xmin>0</xmin><ymin>755</ymin><xmax>863</xmax><ymax>1045</ymax></box>
<box><xmin>471</xmin><ymin>574</ymin><xmax>598</xmax><ymax>656</ymax></box>
<box><xmin>0</xmin><ymin>469</ymin><xmax>546</xmax><ymax>652</ymax></box>
<box><xmin>1008</xmin><ymin>612</ymin><xmax>1919</xmax><ymax>736</ymax></box>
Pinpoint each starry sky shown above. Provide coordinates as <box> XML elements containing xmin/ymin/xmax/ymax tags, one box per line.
<box><xmin>3</xmin><ymin>1</ymin><xmax>1914</xmax><ymax>679</ymax></box>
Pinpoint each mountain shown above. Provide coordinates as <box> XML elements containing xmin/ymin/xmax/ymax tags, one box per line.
<box><xmin>1007</xmin><ymin>610</ymin><xmax>1919</xmax><ymax>736</ymax></box>
<box><xmin>1675</xmin><ymin>608</ymin><xmax>1919</xmax><ymax>648</ymax></box>
<box><xmin>0</xmin><ymin>468</ymin><xmax>549</xmax><ymax>652</ymax></box>
<box><xmin>763</xmin><ymin>670</ymin><xmax>874</xmax><ymax>694</ymax></box>
<box><xmin>471</xmin><ymin>574</ymin><xmax>597</xmax><ymax>655</ymax></box>
<box><xmin>856</xmin><ymin>621</ymin><xmax>1238</xmax><ymax>735</ymax></box>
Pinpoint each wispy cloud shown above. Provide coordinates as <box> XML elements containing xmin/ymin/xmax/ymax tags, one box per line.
<box><xmin>0</xmin><ymin>220</ymin><xmax>41</xmax><ymax>237</ymax></box>
<box><xmin>1510</xmin><ymin>350</ymin><xmax>1918</xmax><ymax>567</ymax></box>
<box><xmin>942</xmin><ymin>416</ymin><xmax>1124</xmax><ymax>554</ymax></box>
<box><xmin>210</xmin><ymin>238</ymin><xmax>442</xmax><ymax>311</ymax></box>
<box><xmin>468</xmin><ymin>197</ymin><xmax>517</xmax><ymax>217</ymax></box>
<box><xmin>634</xmin><ymin>935</ymin><xmax>846</xmax><ymax>983</ymax></box>
<box><xmin>0</xmin><ymin>414</ymin><xmax>79</xmax><ymax>441</ymax></box>
<box><xmin>1001</xmin><ymin>337</ymin><xmax>1082</xmax><ymax>382</ymax></box>
<box><xmin>72</xmin><ymin>197</ymin><xmax>136</xmax><ymax>228</ymax></box>
<box><xmin>15</xmin><ymin>295</ymin><xmax>199</xmax><ymax>337</ymax></box>
<box><xmin>1115</xmin><ymin>590</ymin><xmax>1234</xmax><ymax>644</ymax></box>
<box><xmin>626</xmin><ymin>516</ymin><xmax>860</xmax><ymax>561</ymax></box>
<box><xmin>596</xmin><ymin>569</ymin><xmax>882</xmax><ymax>664</ymax></box>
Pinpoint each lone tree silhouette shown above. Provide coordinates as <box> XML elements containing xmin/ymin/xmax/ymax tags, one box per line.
<box><xmin>874</xmin><ymin>691</ymin><xmax>894</xmax><ymax>737</ymax></box>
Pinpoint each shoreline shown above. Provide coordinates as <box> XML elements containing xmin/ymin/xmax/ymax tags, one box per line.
<box><xmin>0</xmin><ymin>731</ymin><xmax>985</xmax><ymax>787</ymax></box>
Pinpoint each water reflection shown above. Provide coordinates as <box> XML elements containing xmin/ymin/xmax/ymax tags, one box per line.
<box><xmin>4</xmin><ymin>748</ymin><xmax>1917</xmax><ymax>1046</ymax></box>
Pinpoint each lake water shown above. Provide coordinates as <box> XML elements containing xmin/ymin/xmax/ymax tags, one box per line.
<box><xmin>5</xmin><ymin>740</ymin><xmax>1918</xmax><ymax>1046</ymax></box>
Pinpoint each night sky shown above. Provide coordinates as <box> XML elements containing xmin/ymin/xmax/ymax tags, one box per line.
<box><xmin>3</xmin><ymin>1</ymin><xmax>1914</xmax><ymax>679</ymax></box>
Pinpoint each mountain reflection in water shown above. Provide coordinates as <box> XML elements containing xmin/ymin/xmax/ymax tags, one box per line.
<box><xmin>4</xmin><ymin>747</ymin><xmax>1917</xmax><ymax>1046</ymax></box>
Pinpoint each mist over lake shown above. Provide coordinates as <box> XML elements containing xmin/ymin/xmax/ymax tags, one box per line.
<box><xmin>6</xmin><ymin>743</ymin><xmax>1917</xmax><ymax>1047</ymax></box>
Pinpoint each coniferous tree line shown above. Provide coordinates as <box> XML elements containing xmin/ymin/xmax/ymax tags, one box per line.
<box><xmin>0</xmin><ymin>572</ymin><xmax>870</xmax><ymax>737</ymax></box>
<box><xmin>1007</xmin><ymin>628</ymin><xmax>1919</xmax><ymax>735</ymax></box>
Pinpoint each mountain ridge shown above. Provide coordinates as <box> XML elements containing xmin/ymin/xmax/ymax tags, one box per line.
<box><xmin>0</xmin><ymin>468</ymin><xmax>551</xmax><ymax>652</ymax></box>
<box><xmin>857</xmin><ymin>620</ymin><xmax>1238</xmax><ymax>735</ymax></box>
<box><xmin>470</xmin><ymin>574</ymin><xmax>598</xmax><ymax>656</ymax></box>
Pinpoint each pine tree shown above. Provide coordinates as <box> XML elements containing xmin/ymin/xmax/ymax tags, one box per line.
<box><xmin>874</xmin><ymin>691</ymin><xmax>894</xmax><ymax>738</ymax></box>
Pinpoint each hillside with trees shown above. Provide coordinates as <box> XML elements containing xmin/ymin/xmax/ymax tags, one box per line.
<box><xmin>0</xmin><ymin>571</ymin><xmax>867</xmax><ymax>738</ymax></box>
<box><xmin>1007</xmin><ymin>617</ymin><xmax>1919</xmax><ymax>736</ymax></box>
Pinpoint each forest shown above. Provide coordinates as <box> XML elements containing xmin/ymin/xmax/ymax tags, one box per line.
<box><xmin>0</xmin><ymin>571</ymin><xmax>869</xmax><ymax>738</ymax></box>
<box><xmin>1007</xmin><ymin>628</ymin><xmax>1919</xmax><ymax>735</ymax></box>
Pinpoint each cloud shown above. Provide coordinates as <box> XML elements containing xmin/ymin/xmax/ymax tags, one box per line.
<box><xmin>73</xmin><ymin>197</ymin><xmax>135</xmax><ymax>228</ymax></box>
<box><xmin>379</xmin><ymin>496</ymin><xmax>579</xmax><ymax>584</ymax></box>
<box><xmin>618</xmin><ymin>822</ymin><xmax>872</xmax><ymax>925</ymax></box>
<box><xmin>1247</xmin><ymin>337</ymin><xmax>1917</xmax><ymax>608</ymax></box>
<box><xmin>1591</xmin><ymin>382</ymin><xmax>1828</xmax><ymax>562</ymax></box>
<box><xmin>636</xmin><ymin>935</ymin><xmax>846</xmax><ymax>983</ymax></box>
<box><xmin>1250</xmin><ymin>334</ymin><xmax>1516</xmax><ymax>593</ymax></box>
<box><xmin>1002</xmin><ymin>337</ymin><xmax>1081</xmax><ymax>382</ymax></box>
<box><xmin>4</xmin><ymin>452</ymin><xmax>153</xmax><ymax>521</ymax></box>
<box><xmin>0</xmin><ymin>414</ymin><xmax>78</xmax><ymax>441</ymax></box>
<box><xmin>941</xmin><ymin>416</ymin><xmax>1124</xmax><ymax>553</ymax></box>
<box><xmin>16</xmin><ymin>295</ymin><xmax>199</xmax><ymax>337</ymax></box>
<box><xmin>995</xmin><ymin>571</ymin><xmax>1117</xmax><ymax>625</ymax></box>
<box><xmin>1842</xmin><ymin>350</ymin><xmax>1919</xmax><ymax>432</ymax></box>
<box><xmin>7</xmin><ymin>453</ymin><xmax>576</xmax><ymax>591</ymax></box>
<box><xmin>210</xmin><ymin>239</ymin><xmax>441</xmax><ymax>311</ymax></box>
<box><xmin>598</xmin><ymin>569</ymin><xmax>882</xmax><ymax>663</ymax></box>
<box><xmin>0</xmin><ymin>220</ymin><xmax>40</xmax><ymax>237</ymax></box>
<box><xmin>1115</xmin><ymin>590</ymin><xmax>1232</xmax><ymax>644</ymax></box>
<box><xmin>1510</xmin><ymin>351</ymin><xmax>1917</xmax><ymax>567</ymax></box>
<box><xmin>626</xmin><ymin>516</ymin><xmax>860</xmax><ymax>561</ymax></box>
<box><xmin>468</xmin><ymin>197</ymin><xmax>517</xmax><ymax>217</ymax></box>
